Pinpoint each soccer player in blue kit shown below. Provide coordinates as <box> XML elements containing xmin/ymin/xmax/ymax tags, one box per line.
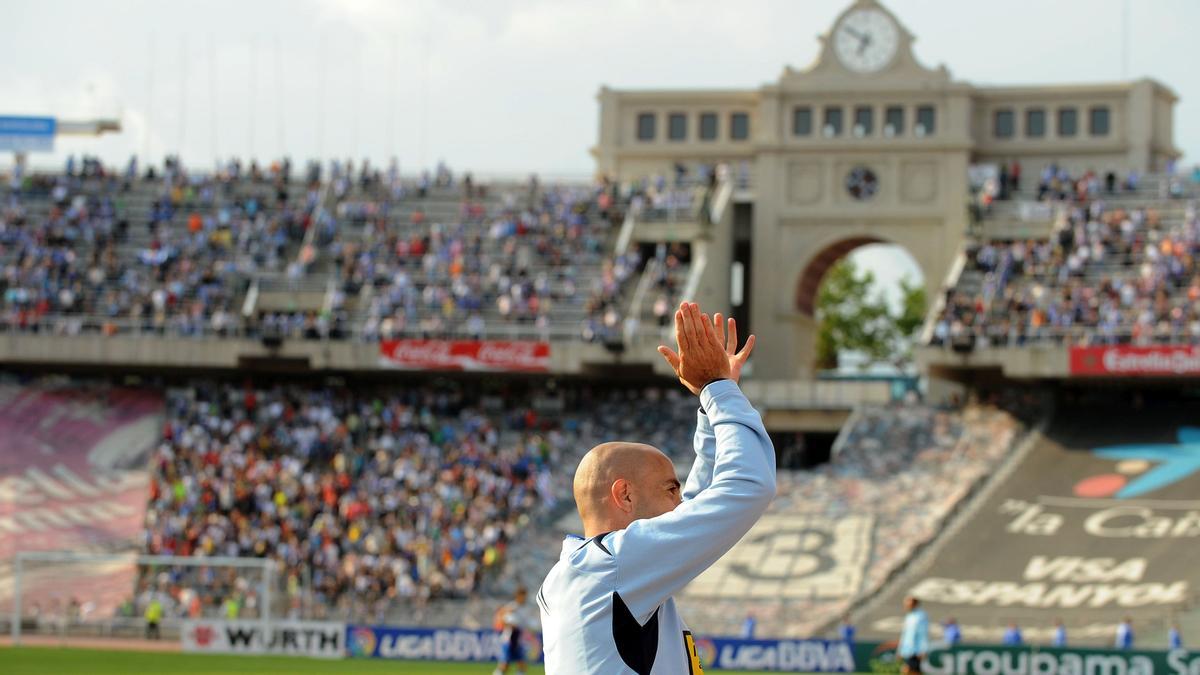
<box><xmin>494</xmin><ymin>587</ymin><xmax>537</xmax><ymax>675</ymax></box>
<box><xmin>537</xmin><ymin>303</ymin><xmax>775</xmax><ymax>674</ymax></box>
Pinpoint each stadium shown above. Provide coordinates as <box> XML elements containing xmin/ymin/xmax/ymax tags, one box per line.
<box><xmin>2</xmin><ymin>0</ymin><xmax>1200</xmax><ymax>673</ymax></box>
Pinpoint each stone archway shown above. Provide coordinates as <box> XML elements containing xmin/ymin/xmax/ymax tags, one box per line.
<box><xmin>794</xmin><ymin>236</ymin><xmax>883</xmax><ymax>317</ymax></box>
<box><xmin>777</xmin><ymin>234</ymin><xmax>934</xmax><ymax>377</ymax></box>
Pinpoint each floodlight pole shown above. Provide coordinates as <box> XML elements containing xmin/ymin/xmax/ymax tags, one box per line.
<box><xmin>262</xmin><ymin>560</ymin><xmax>273</xmax><ymax>638</ymax></box>
<box><xmin>11</xmin><ymin>554</ymin><xmax>21</xmax><ymax>645</ymax></box>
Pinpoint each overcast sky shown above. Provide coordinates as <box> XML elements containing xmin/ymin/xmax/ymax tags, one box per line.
<box><xmin>4</xmin><ymin>0</ymin><xmax>1197</xmax><ymax>176</ymax></box>
<box><xmin>4</xmin><ymin>0</ymin><xmax>1196</xmax><ymax>296</ymax></box>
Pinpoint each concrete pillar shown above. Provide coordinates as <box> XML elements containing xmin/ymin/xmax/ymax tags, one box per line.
<box><xmin>595</xmin><ymin>87</ymin><xmax>620</xmax><ymax>177</ymax></box>
<box><xmin>1127</xmin><ymin>80</ymin><xmax>1154</xmax><ymax>172</ymax></box>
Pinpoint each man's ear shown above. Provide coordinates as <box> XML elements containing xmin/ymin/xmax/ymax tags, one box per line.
<box><xmin>610</xmin><ymin>478</ymin><xmax>634</xmax><ymax>514</ymax></box>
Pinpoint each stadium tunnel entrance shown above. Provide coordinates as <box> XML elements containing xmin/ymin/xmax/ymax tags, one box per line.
<box><xmin>772</xmin><ymin>430</ymin><xmax>838</xmax><ymax>469</ymax></box>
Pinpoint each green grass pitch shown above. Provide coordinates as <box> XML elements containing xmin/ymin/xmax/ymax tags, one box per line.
<box><xmin>1</xmin><ymin>646</ymin><xmax>808</xmax><ymax>674</ymax></box>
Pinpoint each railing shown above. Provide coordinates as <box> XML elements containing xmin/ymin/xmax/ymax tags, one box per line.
<box><xmin>739</xmin><ymin>379</ymin><xmax>893</xmax><ymax>409</ymax></box>
<box><xmin>623</xmin><ymin>258</ymin><xmax>660</xmax><ymax>344</ymax></box>
<box><xmin>993</xmin><ymin>263</ymin><xmax>1200</xmax><ymax>281</ymax></box>
<box><xmin>829</xmin><ymin>405</ymin><xmax>866</xmax><ymax>457</ymax></box>
<box><xmin>709</xmin><ymin>177</ymin><xmax>734</xmax><ymax>224</ymax></box>
<box><xmin>614</xmin><ymin>209</ymin><xmax>637</xmax><ymax>256</ymax></box>
<box><xmin>254</xmin><ymin>273</ymin><xmax>329</xmax><ymax>294</ymax></box>
<box><xmin>636</xmin><ymin>186</ymin><xmax>704</xmax><ymax>224</ymax></box>
<box><xmin>681</xmin><ymin>242</ymin><xmax>707</xmax><ymax>303</ymax></box>
<box><xmin>364</xmin><ymin>320</ymin><xmax>669</xmax><ymax>344</ymax></box>
<box><xmin>928</xmin><ymin>325</ymin><xmax>1200</xmax><ymax>348</ymax></box>
<box><xmin>322</xmin><ymin>276</ymin><xmax>339</xmax><ymax>314</ymax></box>
<box><xmin>921</xmin><ymin>250</ymin><xmax>967</xmax><ymax>346</ymax></box>
<box><xmin>241</xmin><ymin>279</ymin><xmax>259</xmax><ymax>318</ymax></box>
<box><xmin>0</xmin><ymin>314</ymin><xmax>254</xmax><ymax>340</ymax></box>
<box><xmin>0</xmin><ymin>312</ymin><xmax>675</xmax><ymax>345</ymax></box>
<box><xmin>295</xmin><ymin>171</ymin><xmax>332</xmax><ymax>267</ymax></box>
<box><xmin>975</xmin><ymin>201</ymin><xmax>1062</xmax><ymax>239</ymax></box>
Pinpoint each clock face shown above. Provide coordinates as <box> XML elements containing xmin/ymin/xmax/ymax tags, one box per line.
<box><xmin>833</xmin><ymin>8</ymin><xmax>899</xmax><ymax>74</ymax></box>
<box><xmin>845</xmin><ymin>166</ymin><xmax>879</xmax><ymax>201</ymax></box>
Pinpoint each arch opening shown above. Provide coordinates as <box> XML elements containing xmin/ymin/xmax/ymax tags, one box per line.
<box><xmin>796</xmin><ymin>237</ymin><xmax>927</xmax><ymax>373</ymax></box>
<box><xmin>795</xmin><ymin>237</ymin><xmax>883</xmax><ymax>317</ymax></box>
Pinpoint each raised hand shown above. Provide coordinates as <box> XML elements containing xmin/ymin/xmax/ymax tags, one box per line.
<box><xmin>711</xmin><ymin>312</ymin><xmax>755</xmax><ymax>384</ymax></box>
<box><xmin>658</xmin><ymin>302</ymin><xmax>749</xmax><ymax>395</ymax></box>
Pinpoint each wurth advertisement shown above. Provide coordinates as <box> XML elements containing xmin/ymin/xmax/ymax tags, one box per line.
<box><xmin>182</xmin><ymin>620</ymin><xmax>345</xmax><ymax>658</ymax></box>
<box><xmin>379</xmin><ymin>339</ymin><xmax>551</xmax><ymax>372</ymax></box>
<box><xmin>1069</xmin><ymin>346</ymin><xmax>1200</xmax><ymax>377</ymax></box>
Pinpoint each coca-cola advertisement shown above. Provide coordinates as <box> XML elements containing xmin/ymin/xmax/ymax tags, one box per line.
<box><xmin>0</xmin><ymin>383</ymin><xmax>162</xmax><ymax>616</ymax></box>
<box><xmin>1069</xmin><ymin>345</ymin><xmax>1200</xmax><ymax>377</ymax></box>
<box><xmin>379</xmin><ymin>340</ymin><xmax>551</xmax><ymax>372</ymax></box>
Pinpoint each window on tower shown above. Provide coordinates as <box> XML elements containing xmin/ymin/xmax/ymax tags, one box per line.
<box><xmin>823</xmin><ymin>107</ymin><xmax>844</xmax><ymax>137</ymax></box>
<box><xmin>885</xmin><ymin>106</ymin><xmax>904</xmax><ymax>137</ymax></box>
<box><xmin>636</xmin><ymin>113</ymin><xmax>656</xmax><ymax>141</ymax></box>
<box><xmin>854</xmin><ymin>106</ymin><xmax>874</xmax><ymax>136</ymax></box>
<box><xmin>793</xmin><ymin>107</ymin><xmax>813</xmax><ymax>136</ymax></box>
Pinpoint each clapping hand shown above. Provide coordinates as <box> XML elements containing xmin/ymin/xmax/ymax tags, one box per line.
<box><xmin>657</xmin><ymin>302</ymin><xmax>755</xmax><ymax>395</ymax></box>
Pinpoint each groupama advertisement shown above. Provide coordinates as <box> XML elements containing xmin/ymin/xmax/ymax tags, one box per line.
<box><xmin>856</xmin><ymin>641</ymin><xmax>1200</xmax><ymax>675</ymax></box>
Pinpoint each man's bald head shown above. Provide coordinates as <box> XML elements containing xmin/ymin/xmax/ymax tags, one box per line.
<box><xmin>574</xmin><ymin>441</ymin><xmax>681</xmax><ymax>537</ymax></box>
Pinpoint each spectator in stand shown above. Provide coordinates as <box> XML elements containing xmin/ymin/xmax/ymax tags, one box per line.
<box><xmin>1003</xmin><ymin>622</ymin><xmax>1024</xmax><ymax>646</ymax></box>
<box><xmin>654</xmin><ymin>294</ymin><xmax>672</xmax><ymax>327</ymax></box>
<box><xmin>1170</xmin><ymin>624</ymin><xmax>1183</xmax><ymax>650</ymax></box>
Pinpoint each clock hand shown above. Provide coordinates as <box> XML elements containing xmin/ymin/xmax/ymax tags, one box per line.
<box><xmin>857</xmin><ymin>34</ymin><xmax>871</xmax><ymax>55</ymax></box>
<box><xmin>842</xmin><ymin>26</ymin><xmax>866</xmax><ymax>41</ymax></box>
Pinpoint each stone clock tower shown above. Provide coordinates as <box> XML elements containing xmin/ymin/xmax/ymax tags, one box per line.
<box><xmin>750</xmin><ymin>0</ymin><xmax>971</xmax><ymax>377</ymax></box>
<box><xmin>593</xmin><ymin>0</ymin><xmax>1177</xmax><ymax>378</ymax></box>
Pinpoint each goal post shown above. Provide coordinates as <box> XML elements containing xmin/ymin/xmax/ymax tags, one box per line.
<box><xmin>9</xmin><ymin>551</ymin><xmax>276</xmax><ymax>646</ymax></box>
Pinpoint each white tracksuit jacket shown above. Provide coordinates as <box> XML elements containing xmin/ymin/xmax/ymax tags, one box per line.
<box><xmin>537</xmin><ymin>380</ymin><xmax>776</xmax><ymax>674</ymax></box>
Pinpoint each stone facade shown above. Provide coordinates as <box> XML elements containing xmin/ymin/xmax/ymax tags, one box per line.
<box><xmin>593</xmin><ymin>0</ymin><xmax>1178</xmax><ymax>377</ymax></box>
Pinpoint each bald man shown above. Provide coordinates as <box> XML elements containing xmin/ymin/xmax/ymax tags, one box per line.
<box><xmin>537</xmin><ymin>303</ymin><xmax>775</xmax><ymax>674</ymax></box>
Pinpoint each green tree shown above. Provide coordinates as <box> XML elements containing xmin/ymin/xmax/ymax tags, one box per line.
<box><xmin>892</xmin><ymin>275</ymin><xmax>928</xmax><ymax>365</ymax></box>
<box><xmin>814</xmin><ymin>260</ymin><xmax>927</xmax><ymax>371</ymax></box>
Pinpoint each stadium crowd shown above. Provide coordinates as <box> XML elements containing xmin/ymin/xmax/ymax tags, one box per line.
<box><xmin>136</xmin><ymin>380</ymin><xmax>696</xmax><ymax>624</ymax></box>
<box><xmin>1</xmin><ymin>158</ymin><xmax>694</xmax><ymax>345</ymax></box>
<box><xmin>332</xmin><ymin>180</ymin><xmax>643</xmax><ymax>343</ymax></box>
<box><xmin>934</xmin><ymin>189</ymin><xmax>1200</xmax><ymax>347</ymax></box>
<box><xmin>0</xmin><ymin>157</ymin><xmax>316</xmax><ymax>336</ymax></box>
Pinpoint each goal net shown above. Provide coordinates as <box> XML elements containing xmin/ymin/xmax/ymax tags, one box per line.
<box><xmin>6</xmin><ymin>551</ymin><xmax>276</xmax><ymax>646</ymax></box>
